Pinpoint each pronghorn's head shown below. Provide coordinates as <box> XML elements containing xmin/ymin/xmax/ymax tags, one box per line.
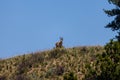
<box><xmin>60</xmin><ymin>37</ymin><xmax>63</xmax><ymax>41</ymax></box>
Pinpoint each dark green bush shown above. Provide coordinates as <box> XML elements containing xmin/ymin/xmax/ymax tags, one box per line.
<box><xmin>96</xmin><ymin>40</ymin><xmax>120</xmax><ymax>80</ymax></box>
<box><xmin>85</xmin><ymin>40</ymin><xmax>120</xmax><ymax>80</ymax></box>
<box><xmin>63</xmin><ymin>72</ymin><xmax>77</xmax><ymax>80</ymax></box>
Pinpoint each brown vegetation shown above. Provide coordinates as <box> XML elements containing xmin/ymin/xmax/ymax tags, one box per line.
<box><xmin>0</xmin><ymin>46</ymin><xmax>104</xmax><ymax>80</ymax></box>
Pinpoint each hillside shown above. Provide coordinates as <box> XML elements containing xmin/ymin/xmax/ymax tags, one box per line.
<box><xmin>0</xmin><ymin>46</ymin><xmax>104</xmax><ymax>80</ymax></box>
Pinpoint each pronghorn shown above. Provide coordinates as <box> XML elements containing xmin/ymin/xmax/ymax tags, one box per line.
<box><xmin>55</xmin><ymin>37</ymin><xmax>63</xmax><ymax>48</ymax></box>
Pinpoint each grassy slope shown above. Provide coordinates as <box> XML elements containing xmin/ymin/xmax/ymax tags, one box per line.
<box><xmin>0</xmin><ymin>46</ymin><xmax>104</xmax><ymax>80</ymax></box>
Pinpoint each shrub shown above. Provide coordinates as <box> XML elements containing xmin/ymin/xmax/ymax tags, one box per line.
<box><xmin>49</xmin><ymin>48</ymin><xmax>66</xmax><ymax>59</ymax></box>
<box><xmin>45</xmin><ymin>68</ymin><xmax>56</xmax><ymax>78</ymax></box>
<box><xmin>55</xmin><ymin>65</ymin><xmax>64</xmax><ymax>76</ymax></box>
<box><xmin>17</xmin><ymin>52</ymin><xmax>45</xmax><ymax>75</ymax></box>
<box><xmin>0</xmin><ymin>75</ymin><xmax>6</xmax><ymax>80</ymax></box>
<box><xmin>63</xmin><ymin>72</ymin><xmax>77</xmax><ymax>80</ymax></box>
<box><xmin>85</xmin><ymin>40</ymin><xmax>120</xmax><ymax>80</ymax></box>
<box><xmin>80</xmin><ymin>46</ymin><xmax>88</xmax><ymax>54</ymax></box>
<box><xmin>45</xmin><ymin>65</ymin><xmax>64</xmax><ymax>78</ymax></box>
<box><xmin>96</xmin><ymin>40</ymin><xmax>120</xmax><ymax>80</ymax></box>
<box><xmin>15</xmin><ymin>74</ymin><xmax>29</xmax><ymax>80</ymax></box>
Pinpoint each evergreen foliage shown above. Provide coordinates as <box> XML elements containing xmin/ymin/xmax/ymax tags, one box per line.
<box><xmin>85</xmin><ymin>0</ymin><xmax>120</xmax><ymax>80</ymax></box>
<box><xmin>104</xmin><ymin>0</ymin><xmax>120</xmax><ymax>41</ymax></box>
<box><xmin>96</xmin><ymin>40</ymin><xmax>120</xmax><ymax>80</ymax></box>
<box><xmin>101</xmin><ymin>1</ymin><xmax>120</xmax><ymax>79</ymax></box>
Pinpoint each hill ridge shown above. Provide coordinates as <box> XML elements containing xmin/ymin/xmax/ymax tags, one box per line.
<box><xmin>0</xmin><ymin>46</ymin><xmax>104</xmax><ymax>80</ymax></box>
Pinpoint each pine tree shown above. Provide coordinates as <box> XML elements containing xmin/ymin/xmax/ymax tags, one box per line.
<box><xmin>104</xmin><ymin>0</ymin><xmax>120</xmax><ymax>41</ymax></box>
<box><xmin>85</xmin><ymin>0</ymin><xmax>120</xmax><ymax>80</ymax></box>
<box><xmin>96</xmin><ymin>0</ymin><xmax>120</xmax><ymax>79</ymax></box>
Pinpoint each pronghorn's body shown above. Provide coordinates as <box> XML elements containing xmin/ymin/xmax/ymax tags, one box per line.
<box><xmin>55</xmin><ymin>37</ymin><xmax>63</xmax><ymax>48</ymax></box>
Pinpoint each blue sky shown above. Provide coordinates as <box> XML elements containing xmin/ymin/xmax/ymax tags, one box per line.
<box><xmin>0</xmin><ymin>0</ymin><xmax>115</xmax><ymax>58</ymax></box>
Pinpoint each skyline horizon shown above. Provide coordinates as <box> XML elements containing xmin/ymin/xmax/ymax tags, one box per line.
<box><xmin>0</xmin><ymin>0</ymin><xmax>116</xmax><ymax>58</ymax></box>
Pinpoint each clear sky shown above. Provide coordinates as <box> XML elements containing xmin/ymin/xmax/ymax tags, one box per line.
<box><xmin>0</xmin><ymin>0</ymin><xmax>116</xmax><ymax>58</ymax></box>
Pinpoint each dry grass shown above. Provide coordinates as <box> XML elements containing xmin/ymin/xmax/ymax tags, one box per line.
<box><xmin>0</xmin><ymin>46</ymin><xmax>104</xmax><ymax>80</ymax></box>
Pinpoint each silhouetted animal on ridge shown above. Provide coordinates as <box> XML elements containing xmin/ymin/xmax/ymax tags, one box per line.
<box><xmin>55</xmin><ymin>37</ymin><xmax>63</xmax><ymax>48</ymax></box>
